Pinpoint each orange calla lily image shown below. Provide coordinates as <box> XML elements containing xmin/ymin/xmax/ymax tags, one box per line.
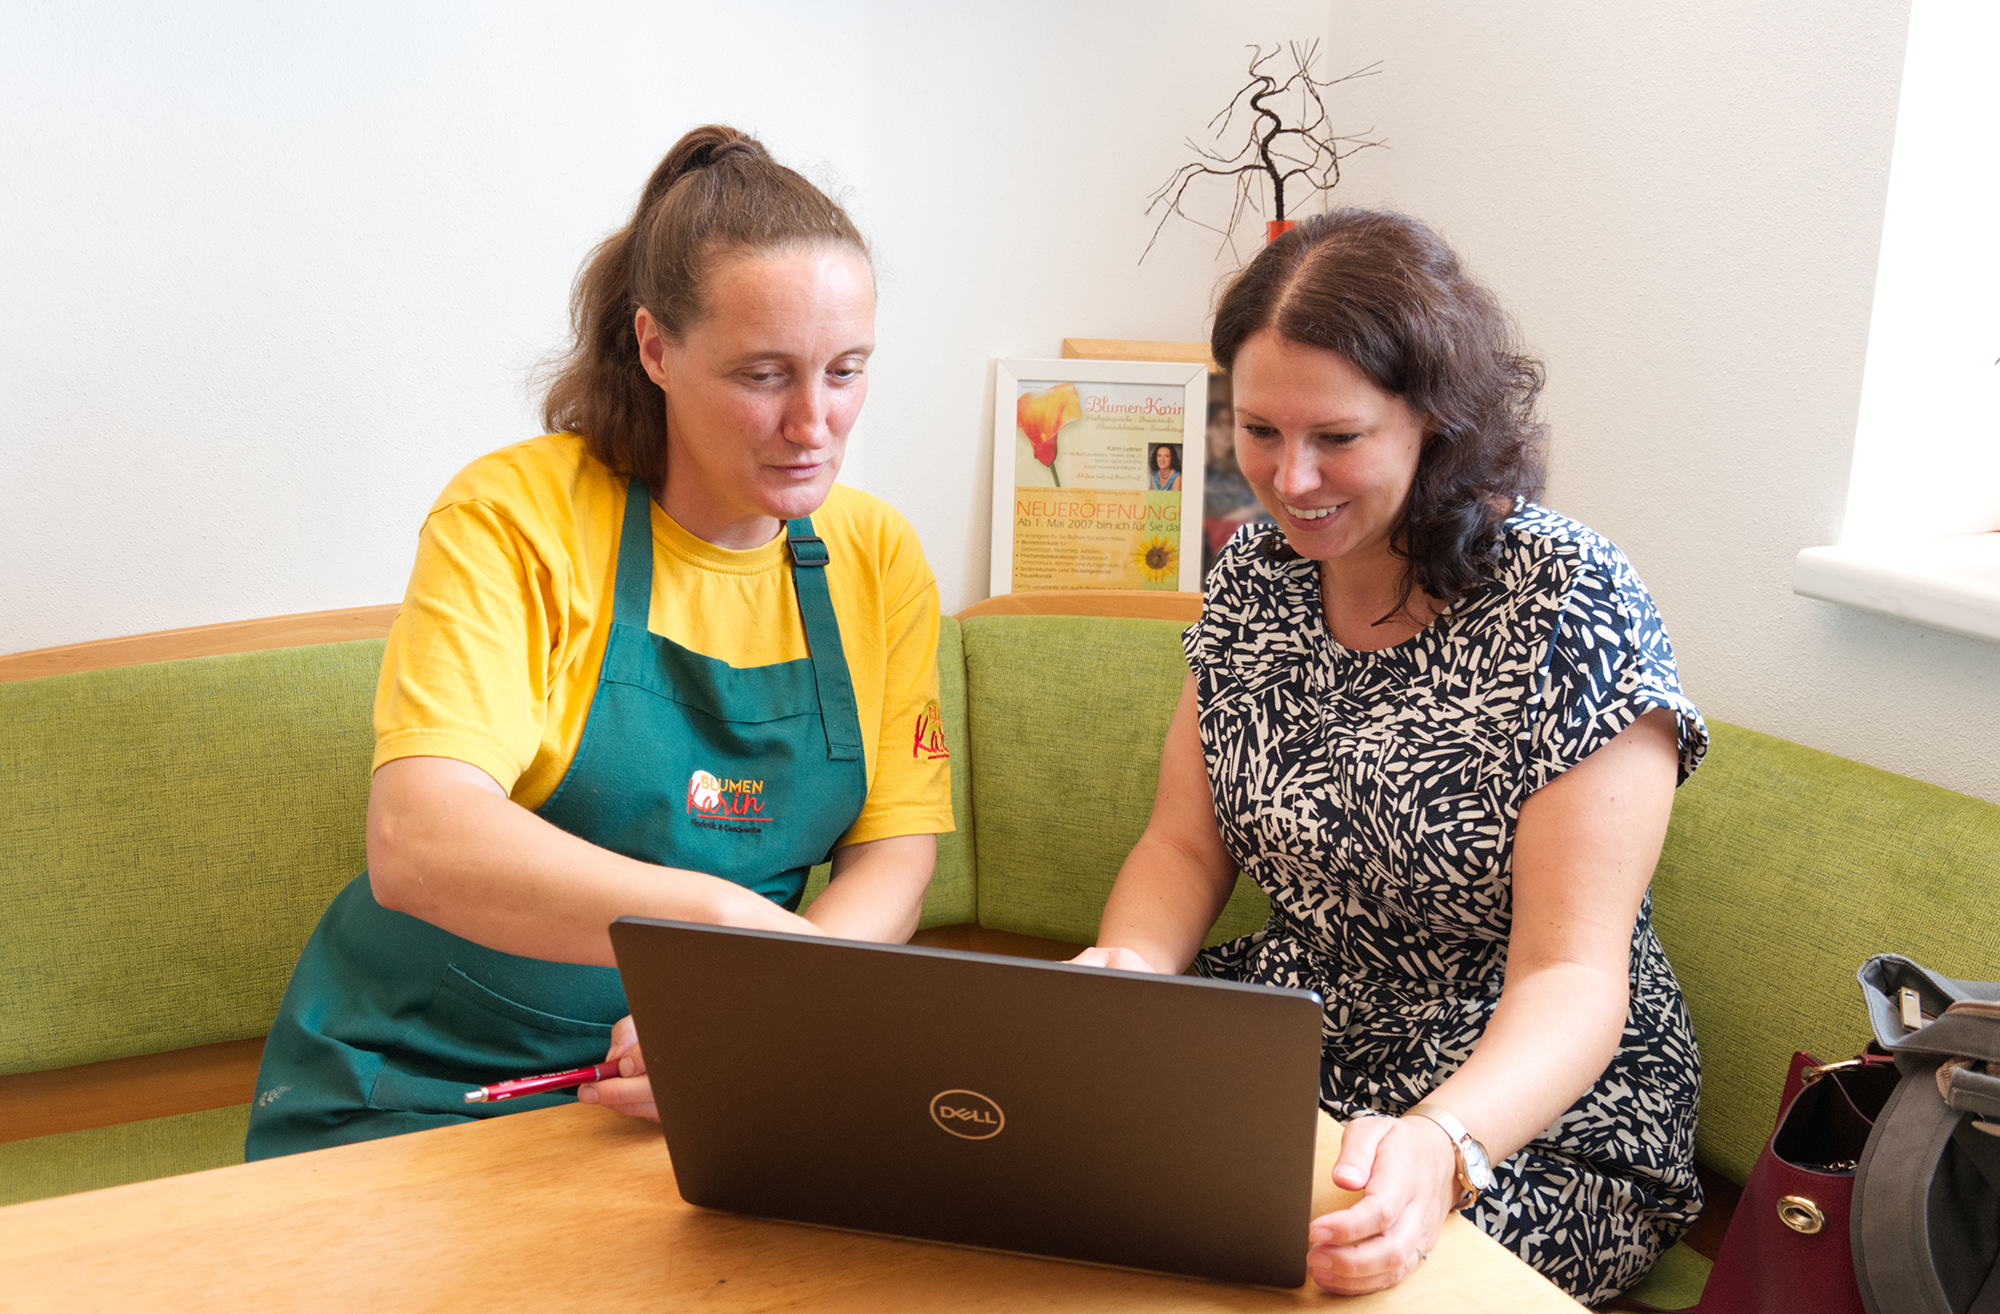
<box><xmin>1016</xmin><ymin>383</ymin><xmax>1082</xmax><ymax>487</ymax></box>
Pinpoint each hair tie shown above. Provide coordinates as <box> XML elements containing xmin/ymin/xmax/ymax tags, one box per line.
<box><xmin>690</xmin><ymin>137</ymin><xmax>757</xmax><ymax>173</ymax></box>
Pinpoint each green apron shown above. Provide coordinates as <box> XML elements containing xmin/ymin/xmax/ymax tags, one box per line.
<box><xmin>246</xmin><ymin>480</ymin><xmax>868</xmax><ymax>1159</ymax></box>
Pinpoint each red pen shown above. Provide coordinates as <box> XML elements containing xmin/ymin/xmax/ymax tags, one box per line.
<box><xmin>462</xmin><ymin>1061</ymin><xmax>621</xmax><ymax>1104</ymax></box>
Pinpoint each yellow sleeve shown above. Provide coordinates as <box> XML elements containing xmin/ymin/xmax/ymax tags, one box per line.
<box><xmin>837</xmin><ymin>512</ymin><xmax>955</xmax><ymax>847</ymax></box>
<box><xmin>372</xmin><ymin>496</ymin><xmax>563</xmax><ymax>796</ymax></box>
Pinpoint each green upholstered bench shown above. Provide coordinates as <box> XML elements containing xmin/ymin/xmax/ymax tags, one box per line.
<box><xmin>1</xmin><ymin>639</ymin><xmax>380</xmax><ymax>1201</ymax></box>
<box><xmin>5</xmin><ymin>612</ymin><xmax>1998</xmax><ymax>1313</ymax></box>
<box><xmin>1623</xmin><ymin>723</ymin><xmax>2000</xmax><ymax>1308</ymax></box>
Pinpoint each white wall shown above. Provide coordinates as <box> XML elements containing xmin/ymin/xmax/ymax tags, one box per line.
<box><xmin>1322</xmin><ymin>0</ymin><xmax>2000</xmax><ymax>806</ymax></box>
<box><xmin>8</xmin><ymin>1</ymin><xmax>1997</xmax><ymax>805</ymax></box>
<box><xmin>847</xmin><ymin>4</ymin><xmax>1343</xmax><ymax>606</ymax></box>
<box><xmin>1</xmin><ymin>0</ymin><xmax>1324</xmax><ymax>647</ymax></box>
<box><xmin>1</xmin><ymin>0</ymin><xmax>864</xmax><ymax>644</ymax></box>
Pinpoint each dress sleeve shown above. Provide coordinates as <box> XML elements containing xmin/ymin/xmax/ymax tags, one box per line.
<box><xmin>371</xmin><ymin>497</ymin><xmax>561</xmax><ymax>795</ymax></box>
<box><xmin>1523</xmin><ymin>549</ymin><xmax>1707</xmax><ymax>794</ymax></box>
<box><xmin>1183</xmin><ymin>529</ymin><xmax>1246</xmax><ymax>691</ymax></box>
<box><xmin>1182</xmin><ymin>524</ymin><xmax>1291</xmax><ymax>693</ymax></box>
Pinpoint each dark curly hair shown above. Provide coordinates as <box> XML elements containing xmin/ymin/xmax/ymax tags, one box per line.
<box><xmin>1210</xmin><ymin>208</ymin><xmax>1547</xmax><ymax>616</ymax></box>
<box><xmin>540</xmin><ymin>125</ymin><xmax>870</xmax><ymax>488</ymax></box>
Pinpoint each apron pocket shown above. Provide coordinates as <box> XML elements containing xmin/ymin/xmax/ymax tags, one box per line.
<box><xmin>366</xmin><ymin>965</ymin><xmax>617</xmax><ymax>1115</ymax></box>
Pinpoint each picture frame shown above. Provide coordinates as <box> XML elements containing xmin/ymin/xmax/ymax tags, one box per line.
<box><xmin>1060</xmin><ymin>340</ymin><xmax>1269</xmax><ymax>585</ymax></box>
<box><xmin>990</xmin><ymin>358</ymin><xmax>1207</xmax><ymax>596</ymax></box>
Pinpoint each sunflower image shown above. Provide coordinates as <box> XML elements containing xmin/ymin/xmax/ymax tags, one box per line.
<box><xmin>1131</xmin><ymin>534</ymin><xmax>1179</xmax><ymax>583</ymax></box>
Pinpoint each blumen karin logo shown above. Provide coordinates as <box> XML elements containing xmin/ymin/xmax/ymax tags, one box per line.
<box><xmin>686</xmin><ymin>770</ymin><xmax>769</xmax><ymax>819</ymax></box>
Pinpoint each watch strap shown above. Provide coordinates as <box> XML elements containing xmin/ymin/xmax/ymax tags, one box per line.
<box><xmin>1405</xmin><ymin>1102</ymin><xmax>1483</xmax><ymax>1209</ymax></box>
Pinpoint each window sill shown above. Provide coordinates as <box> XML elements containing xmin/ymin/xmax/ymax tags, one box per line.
<box><xmin>1793</xmin><ymin>533</ymin><xmax>2000</xmax><ymax>644</ymax></box>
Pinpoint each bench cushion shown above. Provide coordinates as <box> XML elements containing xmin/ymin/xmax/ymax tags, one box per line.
<box><xmin>0</xmin><ymin>1106</ymin><xmax>251</xmax><ymax>1207</ymax></box>
<box><xmin>7</xmin><ymin>620</ymin><xmax>983</xmax><ymax>1080</ymax></box>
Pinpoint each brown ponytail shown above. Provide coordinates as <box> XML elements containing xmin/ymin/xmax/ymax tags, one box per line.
<box><xmin>540</xmin><ymin>125</ymin><xmax>870</xmax><ymax>485</ymax></box>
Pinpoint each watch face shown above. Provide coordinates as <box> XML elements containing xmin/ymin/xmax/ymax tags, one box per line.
<box><xmin>1462</xmin><ymin>1138</ymin><xmax>1496</xmax><ymax>1191</ymax></box>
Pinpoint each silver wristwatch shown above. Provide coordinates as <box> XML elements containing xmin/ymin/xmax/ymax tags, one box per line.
<box><xmin>1405</xmin><ymin>1102</ymin><xmax>1496</xmax><ymax>1209</ymax></box>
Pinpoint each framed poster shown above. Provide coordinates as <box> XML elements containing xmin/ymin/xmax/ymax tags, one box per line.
<box><xmin>990</xmin><ymin>359</ymin><xmax>1207</xmax><ymax>596</ymax></box>
<box><xmin>1060</xmin><ymin>339</ymin><xmax>1271</xmax><ymax>582</ymax></box>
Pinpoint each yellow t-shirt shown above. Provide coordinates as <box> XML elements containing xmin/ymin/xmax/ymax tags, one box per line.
<box><xmin>373</xmin><ymin>432</ymin><xmax>953</xmax><ymax>848</ymax></box>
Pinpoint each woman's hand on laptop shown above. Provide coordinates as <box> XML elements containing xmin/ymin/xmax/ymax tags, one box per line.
<box><xmin>1067</xmin><ymin>946</ymin><xmax>1169</xmax><ymax>973</ymax></box>
<box><xmin>577</xmin><ymin>1015</ymin><xmax>657</xmax><ymax>1121</ymax></box>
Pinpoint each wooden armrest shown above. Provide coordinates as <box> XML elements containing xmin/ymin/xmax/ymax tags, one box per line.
<box><xmin>0</xmin><ymin>1038</ymin><xmax>266</xmax><ymax>1142</ymax></box>
<box><xmin>0</xmin><ymin>604</ymin><xmax>401</xmax><ymax>682</ymax></box>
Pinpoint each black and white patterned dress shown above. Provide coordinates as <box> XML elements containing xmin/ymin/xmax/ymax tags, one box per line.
<box><xmin>1190</xmin><ymin>503</ymin><xmax>1706</xmax><ymax>1305</ymax></box>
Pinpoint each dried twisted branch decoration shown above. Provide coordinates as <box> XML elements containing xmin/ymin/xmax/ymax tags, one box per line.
<box><xmin>1141</xmin><ymin>42</ymin><xmax>1385</xmax><ymax>263</ymax></box>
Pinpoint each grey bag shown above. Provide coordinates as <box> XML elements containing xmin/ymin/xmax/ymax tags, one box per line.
<box><xmin>1853</xmin><ymin>955</ymin><xmax>2000</xmax><ymax>1314</ymax></box>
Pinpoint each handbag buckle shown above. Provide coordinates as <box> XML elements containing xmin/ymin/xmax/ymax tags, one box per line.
<box><xmin>1777</xmin><ymin>1196</ymin><xmax>1826</xmax><ymax>1234</ymax></box>
<box><xmin>1800</xmin><ymin>1058</ymin><xmax>1869</xmax><ymax>1086</ymax></box>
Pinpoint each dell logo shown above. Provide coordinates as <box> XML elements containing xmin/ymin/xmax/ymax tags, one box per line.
<box><xmin>929</xmin><ymin>1089</ymin><xmax>1005</xmax><ymax>1140</ymax></box>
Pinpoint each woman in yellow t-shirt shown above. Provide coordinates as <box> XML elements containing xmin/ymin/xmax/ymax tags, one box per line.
<box><xmin>246</xmin><ymin>125</ymin><xmax>952</xmax><ymax>1158</ymax></box>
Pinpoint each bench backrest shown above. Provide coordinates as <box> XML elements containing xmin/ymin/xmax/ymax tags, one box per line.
<box><xmin>1650</xmin><ymin>721</ymin><xmax>2000</xmax><ymax>1183</ymax></box>
<box><xmin>956</xmin><ymin>614</ymin><xmax>1269</xmax><ymax>946</ymax></box>
<box><xmin>2</xmin><ymin>641</ymin><xmax>381</xmax><ymax>1072</ymax></box>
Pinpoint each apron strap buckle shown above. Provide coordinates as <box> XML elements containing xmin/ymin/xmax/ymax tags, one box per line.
<box><xmin>788</xmin><ymin>535</ymin><xmax>829</xmax><ymax>568</ymax></box>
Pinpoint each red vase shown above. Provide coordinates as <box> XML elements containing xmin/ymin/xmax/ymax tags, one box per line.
<box><xmin>1266</xmin><ymin>219</ymin><xmax>1297</xmax><ymax>242</ymax></box>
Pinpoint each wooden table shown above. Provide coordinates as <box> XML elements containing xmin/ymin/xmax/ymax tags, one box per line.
<box><xmin>0</xmin><ymin>1105</ymin><xmax>1578</xmax><ymax>1312</ymax></box>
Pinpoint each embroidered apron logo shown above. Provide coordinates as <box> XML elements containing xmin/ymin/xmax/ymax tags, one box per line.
<box><xmin>912</xmin><ymin>699</ymin><xmax>950</xmax><ymax>760</ymax></box>
<box><xmin>687</xmin><ymin>769</ymin><xmax>773</xmax><ymax>834</ymax></box>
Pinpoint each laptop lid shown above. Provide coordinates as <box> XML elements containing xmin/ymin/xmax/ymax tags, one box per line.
<box><xmin>610</xmin><ymin>917</ymin><xmax>1325</xmax><ymax>1287</ymax></box>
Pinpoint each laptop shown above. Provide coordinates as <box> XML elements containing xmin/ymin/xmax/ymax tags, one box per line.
<box><xmin>609</xmin><ymin>917</ymin><xmax>1326</xmax><ymax>1287</ymax></box>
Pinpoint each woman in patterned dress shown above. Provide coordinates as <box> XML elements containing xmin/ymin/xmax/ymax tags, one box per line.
<box><xmin>1073</xmin><ymin>210</ymin><xmax>1705</xmax><ymax>1305</ymax></box>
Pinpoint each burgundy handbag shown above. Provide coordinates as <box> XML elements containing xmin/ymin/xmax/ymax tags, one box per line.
<box><xmin>1696</xmin><ymin>1050</ymin><xmax>1900</xmax><ymax>1314</ymax></box>
<box><xmin>1610</xmin><ymin>1049</ymin><xmax>1899</xmax><ymax>1314</ymax></box>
